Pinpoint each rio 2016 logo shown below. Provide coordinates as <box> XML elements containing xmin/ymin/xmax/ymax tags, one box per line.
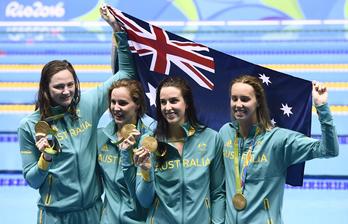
<box><xmin>5</xmin><ymin>1</ymin><xmax>65</xmax><ymax>18</ymax></box>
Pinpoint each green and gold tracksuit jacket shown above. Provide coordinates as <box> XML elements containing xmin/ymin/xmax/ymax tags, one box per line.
<box><xmin>136</xmin><ymin>124</ymin><xmax>226</xmax><ymax>224</ymax></box>
<box><xmin>97</xmin><ymin>115</ymin><xmax>156</xmax><ymax>224</ymax></box>
<box><xmin>18</xmin><ymin>32</ymin><xmax>135</xmax><ymax>214</ymax></box>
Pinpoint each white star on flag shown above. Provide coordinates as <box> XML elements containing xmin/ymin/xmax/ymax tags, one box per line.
<box><xmin>146</xmin><ymin>83</ymin><xmax>157</xmax><ymax>106</ymax></box>
<box><xmin>258</xmin><ymin>73</ymin><xmax>271</xmax><ymax>86</ymax></box>
<box><xmin>271</xmin><ymin>118</ymin><xmax>276</xmax><ymax>126</ymax></box>
<box><xmin>280</xmin><ymin>103</ymin><xmax>293</xmax><ymax>117</ymax></box>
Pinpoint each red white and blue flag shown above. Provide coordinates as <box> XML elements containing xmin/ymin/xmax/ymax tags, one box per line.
<box><xmin>108</xmin><ymin>6</ymin><xmax>312</xmax><ymax>186</ymax></box>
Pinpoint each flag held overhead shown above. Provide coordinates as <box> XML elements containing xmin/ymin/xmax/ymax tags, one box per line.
<box><xmin>107</xmin><ymin>6</ymin><xmax>312</xmax><ymax>186</ymax></box>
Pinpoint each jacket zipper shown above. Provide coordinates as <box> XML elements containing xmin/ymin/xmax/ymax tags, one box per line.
<box><xmin>150</xmin><ymin>197</ymin><xmax>160</xmax><ymax>224</ymax></box>
<box><xmin>205</xmin><ymin>197</ymin><xmax>211</xmax><ymax>223</ymax></box>
<box><xmin>39</xmin><ymin>208</ymin><xmax>44</xmax><ymax>224</ymax></box>
<box><xmin>44</xmin><ymin>174</ymin><xmax>53</xmax><ymax>205</ymax></box>
<box><xmin>114</xmin><ymin>149</ymin><xmax>122</xmax><ymax>224</ymax></box>
<box><xmin>180</xmin><ymin>145</ymin><xmax>186</xmax><ymax>224</ymax></box>
<box><xmin>263</xmin><ymin>198</ymin><xmax>273</xmax><ymax>224</ymax></box>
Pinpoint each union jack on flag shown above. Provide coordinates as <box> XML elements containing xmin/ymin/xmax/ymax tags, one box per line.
<box><xmin>107</xmin><ymin>6</ymin><xmax>313</xmax><ymax>186</ymax></box>
<box><xmin>108</xmin><ymin>7</ymin><xmax>215</xmax><ymax>90</ymax></box>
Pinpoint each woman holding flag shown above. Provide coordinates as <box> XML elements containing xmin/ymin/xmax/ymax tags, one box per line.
<box><xmin>96</xmin><ymin>78</ymin><xmax>156</xmax><ymax>224</ymax></box>
<box><xmin>103</xmin><ymin>4</ymin><xmax>225</xmax><ymax>223</ymax></box>
<box><xmin>17</xmin><ymin>5</ymin><xmax>136</xmax><ymax>224</ymax></box>
<box><xmin>219</xmin><ymin>75</ymin><xmax>339</xmax><ymax>223</ymax></box>
<box><xmin>96</xmin><ymin>5</ymin><xmax>158</xmax><ymax>224</ymax></box>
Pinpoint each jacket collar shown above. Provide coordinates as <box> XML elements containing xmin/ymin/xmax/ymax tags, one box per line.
<box><xmin>229</xmin><ymin>121</ymin><xmax>258</xmax><ymax>138</ymax></box>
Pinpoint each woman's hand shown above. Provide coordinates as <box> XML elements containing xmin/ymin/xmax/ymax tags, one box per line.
<box><xmin>35</xmin><ymin>134</ymin><xmax>52</xmax><ymax>161</ymax></box>
<box><xmin>312</xmin><ymin>81</ymin><xmax>328</xmax><ymax>106</ymax></box>
<box><xmin>100</xmin><ymin>4</ymin><xmax>122</xmax><ymax>32</ymax></box>
<box><xmin>119</xmin><ymin>129</ymin><xmax>140</xmax><ymax>151</ymax></box>
<box><xmin>133</xmin><ymin>147</ymin><xmax>151</xmax><ymax>170</ymax></box>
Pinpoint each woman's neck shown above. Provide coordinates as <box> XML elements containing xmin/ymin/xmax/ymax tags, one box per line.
<box><xmin>168</xmin><ymin>124</ymin><xmax>185</xmax><ymax>156</ymax></box>
<box><xmin>168</xmin><ymin>124</ymin><xmax>185</xmax><ymax>140</ymax></box>
<box><xmin>239</xmin><ymin>121</ymin><xmax>256</xmax><ymax>138</ymax></box>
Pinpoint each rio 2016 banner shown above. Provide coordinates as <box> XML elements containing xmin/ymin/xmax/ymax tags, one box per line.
<box><xmin>1</xmin><ymin>0</ymin><xmax>348</xmax><ymax>22</ymax></box>
<box><xmin>2</xmin><ymin>0</ymin><xmax>96</xmax><ymax>21</ymax></box>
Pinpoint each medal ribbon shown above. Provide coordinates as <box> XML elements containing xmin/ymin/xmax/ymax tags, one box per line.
<box><xmin>233</xmin><ymin>137</ymin><xmax>242</xmax><ymax>194</ymax></box>
<box><xmin>233</xmin><ymin>127</ymin><xmax>259</xmax><ymax>194</ymax></box>
<box><xmin>44</xmin><ymin>106</ymin><xmax>75</xmax><ymax>123</ymax></box>
<box><xmin>44</xmin><ymin>113</ymin><xmax>65</xmax><ymax>123</ymax></box>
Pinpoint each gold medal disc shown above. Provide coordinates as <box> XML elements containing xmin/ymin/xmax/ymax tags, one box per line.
<box><xmin>35</xmin><ymin>121</ymin><xmax>60</xmax><ymax>155</ymax></box>
<box><xmin>120</xmin><ymin>124</ymin><xmax>136</xmax><ymax>139</ymax></box>
<box><xmin>35</xmin><ymin>121</ymin><xmax>51</xmax><ymax>135</ymax></box>
<box><xmin>232</xmin><ymin>193</ymin><xmax>247</xmax><ymax>211</ymax></box>
<box><xmin>141</xmin><ymin>136</ymin><xmax>158</xmax><ymax>152</ymax></box>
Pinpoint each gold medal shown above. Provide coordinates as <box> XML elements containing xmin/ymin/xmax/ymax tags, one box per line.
<box><xmin>141</xmin><ymin>136</ymin><xmax>158</xmax><ymax>152</ymax></box>
<box><xmin>141</xmin><ymin>136</ymin><xmax>166</xmax><ymax>157</ymax></box>
<box><xmin>35</xmin><ymin>121</ymin><xmax>51</xmax><ymax>135</ymax></box>
<box><xmin>120</xmin><ymin>124</ymin><xmax>136</xmax><ymax>139</ymax></box>
<box><xmin>35</xmin><ymin>121</ymin><xmax>59</xmax><ymax>155</ymax></box>
<box><xmin>232</xmin><ymin>193</ymin><xmax>247</xmax><ymax>211</ymax></box>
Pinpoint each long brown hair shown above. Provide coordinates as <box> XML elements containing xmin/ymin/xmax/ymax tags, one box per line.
<box><xmin>155</xmin><ymin>76</ymin><xmax>205</xmax><ymax>164</ymax></box>
<box><xmin>230</xmin><ymin>75</ymin><xmax>273</xmax><ymax>132</ymax></box>
<box><xmin>35</xmin><ymin>60</ymin><xmax>81</xmax><ymax>120</ymax></box>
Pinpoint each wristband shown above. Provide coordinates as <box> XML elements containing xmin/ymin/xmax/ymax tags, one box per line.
<box><xmin>38</xmin><ymin>153</ymin><xmax>51</xmax><ymax>170</ymax></box>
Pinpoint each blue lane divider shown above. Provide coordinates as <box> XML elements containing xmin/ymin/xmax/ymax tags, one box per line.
<box><xmin>285</xmin><ymin>177</ymin><xmax>348</xmax><ymax>190</ymax></box>
<box><xmin>0</xmin><ymin>132</ymin><xmax>18</xmax><ymax>143</ymax></box>
<box><xmin>2</xmin><ymin>174</ymin><xmax>347</xmax><ymax>189</ymax></box>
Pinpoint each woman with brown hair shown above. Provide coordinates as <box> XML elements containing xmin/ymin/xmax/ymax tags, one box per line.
<box><xmin>97</xmin><ymin>79</ymin><xmax>155</xmax><ymax>224</ymax></box>
<box><xmin>133</xmin><ymin>76</ymin><xmax>225</xmax><ymax>224</ymax></box>
<box><xmin>220</xmin><ymin>75</ymin><xmax>339</xmax><ymax>224</ymax></box>
<box><xmin>17</xmin><ymin>7</ymin><xmax>136</xmax><ymax>223</ymax></box>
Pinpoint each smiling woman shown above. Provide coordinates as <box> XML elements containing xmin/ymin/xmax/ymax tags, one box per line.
<box><xmin>48</xmin><ymin>70</ymin><xmax>76</xmax><ymax>108</ymax></box>
<box><xmin>36</xmin><ymin>60</ymin><xmax>80</xmax><ymax>122</ymax></box>
<box><xmin>17</xmin><ymin>23</ymin><xmax>137</xmax><ymax>223</ymax></box>
<box><xmin>159</xmin><ymin>86</ymin><xmax>187</xmax><ymax>127</ymax></box>
<box><xmin>133</xmin><ymin>76</ymin><xmax>226</xmax><ymax>224</ymax></box>
<box><xmin>108</xmin><ymin>79</ymin><xmax>144</xmax><ymax>127</ymax></box>
<box><xmin>219</xmin><ymin>75</ymin><xmax>339</xmax><ymax>224</ymax></box>
<box><xmin>230</xmin><ymin>82</ymin><xmax>259</xmax><ymax>127</ymax></box>
<box><xmin>96</xmin><ymin>78</ymin><xmax>156</xmax><ymax>224</ymax></box>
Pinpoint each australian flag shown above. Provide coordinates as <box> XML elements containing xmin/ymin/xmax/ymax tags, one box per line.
<box><xmin>107</xmin><ymin>6</ymin><xmax>312</xmax><ymax>186</ymax></box>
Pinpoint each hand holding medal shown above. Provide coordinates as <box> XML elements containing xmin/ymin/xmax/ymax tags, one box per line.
<box><xmin>120</xmin><ymin>124</ymin><xmax>137</xmax><ymax>139</ymax></box>
<box><xmin>132</xmin><ymin>136</ymin><xmax>159</xmax><ymax>170</ymax></box>
<box><xmin>118</xmin><ymin>124</ymin><xmax>140</xmax><ymax>151</ymax></box>
<box><xmin>141</xmin><ymin>136</ymin><xmax>166</xmax><ymax>157</ymax></box>
<box><xmin>35</xmin><ymin>121</ymin><xmax>60</xmax><ymax>156</ymax></box>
